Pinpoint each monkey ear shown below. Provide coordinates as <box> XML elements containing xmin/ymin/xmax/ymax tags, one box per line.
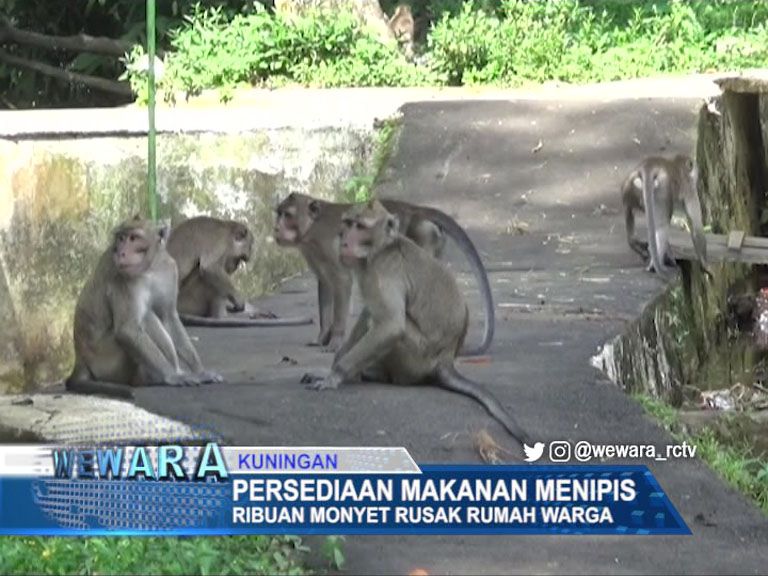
<box><xmin>157</xmin><ymin>224</ymin><xmax>171</xmax><ymax>243</ymax></box>
<box><xmin>308</xmin><ymin>200</ymin><xmax>321</xmax><ymax>219</ymax></box>
<box><xmin>386</xmin><ymin>214</ymin><xmax>400</xmax><ymax>236</ymax></box>
<box><xmin>132</xmin><ymin>213</ymin><xmax>142</xmax><ymax>222</ymax></box>
<box><xmin>233</xmin><ymin>224</ymin><xmax>249</xmax><ymax>241</ymax></box>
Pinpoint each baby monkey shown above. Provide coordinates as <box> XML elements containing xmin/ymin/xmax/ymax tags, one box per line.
<box><xmin>304</xmin><ymin>200</ymin><xmax>528</xmax><ymax>447</ymax></box>
<box><xmin>622</xmin><ymin>154</ymin><xmax>711</xmax><ymax>278</ymax></box>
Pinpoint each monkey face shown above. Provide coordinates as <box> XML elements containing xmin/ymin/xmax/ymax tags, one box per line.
<box><xmin>339</xmin><ymin>202</ymin><xmax>399</xmax><ymax>265</ymax></box>
<box><xmin>274</xmin><ymin>205</ymin><xmax>299</xmax><ymax>246</ymax></box>
<box><xmin>339</xmin><ymin>218</ymin><xmax>370</xmax><ymax>264</ymax></box>
<box><xmin>273</xmin><ymin>194</ymin><xmax>319</xmax><ymax>246</ymax></box>
<box><xmin>227</xmin><ymin>223</ymin><xmax>253</xmax><ymax>273</ymax></box>
<box><xmin>112</xmin><ymin>225</ymin><xmax>157</xmax><ymax>277</ymax></box>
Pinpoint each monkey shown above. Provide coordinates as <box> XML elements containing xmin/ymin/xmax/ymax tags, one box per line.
<box><xmin>65</xmin><ymin>216</ymin><xmax>224</xmax><ymax>399</ymax></box>
<box><xmin>621</xmin><ymin>154</ymin><xmax>711</xmax><ymax>278</ymax></box>
<box><xmin>166</xmin><ymin>216</ymin><xmax>313</xmax><ymax>328</ymax></box>
<box><xmin>303</xmin><ymin>200</ymin><xmax>528</xmax><ymax>447</ymax></box>
<box><xmin>273</xmin><ymin>192</ymin><xmax>495</xmax><ymax>355</ymax></box>
<box><xmin>388</xmin><ymin>4</ymin><xmax>415</xmax><ymax>60</ymax></box>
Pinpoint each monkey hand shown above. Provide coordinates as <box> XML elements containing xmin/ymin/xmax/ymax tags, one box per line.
<box><xmin>195</xmin><ymin>370</ymin><xmax>224</xmax><ymax>384</ymax></box>
<box><xmin>227</xmin><ymin>295</ymin><xmax>246</xmax><ymax>313</ymax></box>
<box><xmin>163</xmin><ymin>372</ymin><xmax>204</xmax><ymax>387</ymax></box>
<box><xmin>322</xmin><ymin>332</ymin><xmax>345</xmax><ymax>354</ymax></box>
<box><xmin>309</xmin><ymin>327</ymin><xmax>333</xmax><ymax>348</ymax></box>
<box><xmin>249</xmin><ymin>310</ymin><xmax>279</xmax><ymax>320</ymax></box>
<box><xmin>302</xmin><ymin>371</ymin><xmax>343</xmax><ymax>391</ymax></box>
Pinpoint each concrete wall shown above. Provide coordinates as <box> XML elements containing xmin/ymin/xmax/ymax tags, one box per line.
<box><xmin>594</xmin><ymin>73</ymin><xmax>768</xmax><ymax>404</ymax></box>
<box><xmin>0</xmin><ymin>97</ymin><xmax>400</xmax><ymax>392</ymax></box>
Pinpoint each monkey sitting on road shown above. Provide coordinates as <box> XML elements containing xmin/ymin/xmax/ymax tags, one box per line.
<box><xmin>622</xmin><ymin>154</ymin><xmax>712</xmax><ymax>278</ymax></box>
<box><xmin>274</xmin><ymin>193</ymin><xmax>495</xmax><ymax>356</ymax></box>
<box><xmin>66</xmin><ymin>216</ymin><xmax>223</xmax><ymax>399</ymax></box>
<box><xmin>166</xmin><ymin>216</ymin><xmax>313</xmax><ymax>328</ymax></box>
<box><xmin>303</xmin><ymin>200</ymin><xmax>529</xmax><ymax>447</ymax></box>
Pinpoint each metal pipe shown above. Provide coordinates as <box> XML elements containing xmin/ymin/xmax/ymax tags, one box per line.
<box><xmin>146</xmin><ymin>0</ymin><xmax>157</xmax><ymax>222</ymax></box>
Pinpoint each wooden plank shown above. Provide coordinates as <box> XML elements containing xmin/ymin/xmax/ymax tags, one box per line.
<box><xmin>742</xmin><ymin>235</ymin><xmax>768</xmax><ymax>249</ymax></box>
<box><xmin>667</xmin><ymin>230</ymin><xmax>768</xmax><ymax>265</ymax></box>
<box><xmin>699</xmin><ymin>232</ymin><xmax>768</xmax><ymax>250</ymax></box>
<box><xmin>640</xmin><ymin>228</ymin><xmax>768</xmax><ymax>264</ymax></box>
<box><xmin>727</xmin><ymin>230</ymin><xmax>745</xmax><ymax>251</ymax></box>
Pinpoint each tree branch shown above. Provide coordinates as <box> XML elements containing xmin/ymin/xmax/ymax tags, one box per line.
<box><xmin>0</xmin><ymin>50</ymin><xmax>133</xmax><ymax>97</ymax></box>
<box><xmin>0</xmin><ymin>19</ymin><xmax>134</xmax><ymax>57</ymax></box>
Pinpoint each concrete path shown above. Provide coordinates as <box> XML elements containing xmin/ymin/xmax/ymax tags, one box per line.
<box><xmin>134</xmin><ymin>87</ymin><xmax>767</xmax><ymax>574</ymax></box>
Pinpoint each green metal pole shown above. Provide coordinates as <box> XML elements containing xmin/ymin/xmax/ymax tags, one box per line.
<box><xmin>147</xmin><ymin>0</ymin><xmax>158</xmax><ymax>222</ymax></box>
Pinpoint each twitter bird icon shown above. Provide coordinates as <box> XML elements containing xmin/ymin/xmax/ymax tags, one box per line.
<box><xmin>523</xmin><ymin>442</ymin><xmax>545</xmax><ymax>463</ymax></box>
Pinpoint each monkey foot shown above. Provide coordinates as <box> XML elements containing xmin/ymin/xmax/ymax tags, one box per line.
<box><xmin>163</xmin><ymin>370</ymin><xmax>222</xmax><ymax>386</ymax></box>
<box><xmin>196</xmin><ymin>370</ymin><xmax>224</xmax><ymax>384</ymax></box>
<box><xmin>248</xmin><ymin>310</ymin><xmax>279</xmax><ymax>319</ymax></box>
<box><xmin>306</xmin><ymin>380</ymin><xmax>336</xmax><ymax>391</ymax></box>
<box><xmin>163</xmin><ymin>377</ymin><xmax>196</xmax><ymax>387</ymax></box>
<box><xmin>316</xmin><ymin>331</ymin><xmax>345</xmax><ymax>353</ymax></box>
<box><xmin>300</xmin><ymin>372</ymin><xmax>322</xmax><ymax>385</ymax></box>
<box><xmin>300</xmin><ymin>372</ymin><xmax>338</xmax><ymax>390</ymax></box>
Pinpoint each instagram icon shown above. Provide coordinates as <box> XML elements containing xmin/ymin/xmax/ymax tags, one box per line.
<box><xmin>548</xmin><ymin>441</ymin><xmax>571</xmax><ymax>462</ymax></box>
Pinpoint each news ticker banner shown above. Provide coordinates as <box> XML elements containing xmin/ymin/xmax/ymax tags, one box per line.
<box><xmin>0</xmin><ymin>444</ymin><xmax>690</xmax><ymax>536</ymax></box>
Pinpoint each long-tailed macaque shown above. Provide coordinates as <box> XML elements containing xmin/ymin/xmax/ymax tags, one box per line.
<box><xmin>274</xmin><ymin>192</ymin><xmax>495</xmax><ymax>355</ymax></box>
<box><xmin>167</xmin><ymin>216</ymin><xmax>313</xmax><ymax>328</ymax></box>
<box><xmin>304</xmin><ymin>200</ymin><xmax>528</xmax><ymax>446</ymax></box>
<box><xmin>65</xmin><ymin>216</ymin><xmax>223</xmax><ymax>398</ymax></box>
<box><xmin>388</xmin><ymin>4</ymin><xmax>415</xmax><ymax>60</ymax></box>
<box><xmin>622</xmin><ymin>154</ymin><xmax>711</xmax><ymax>278</ymax></box>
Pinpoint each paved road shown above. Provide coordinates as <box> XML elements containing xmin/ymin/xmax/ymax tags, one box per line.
<box><xmin>136</xmin><ymin>93</ymin><xmax>768</xmax><ymax>574</ymax></box>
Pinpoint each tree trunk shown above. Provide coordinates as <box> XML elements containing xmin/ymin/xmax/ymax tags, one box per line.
<box><xmin>274</xmin><ymin>0</ymin><xmax>395</xmax><ymax>43</ymax></box>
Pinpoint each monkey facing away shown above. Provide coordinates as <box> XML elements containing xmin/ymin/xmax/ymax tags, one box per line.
<box><xmin>274</xmin><ymin>192</ymin><xmax>495</xmax><ymax>355</ymax></box>
<box><xmin>66</xmin><ymin>216</ymin><xmax>223</xmax><ymax>398</ymax></box>
<box><xmin>622</xmin><ymin>154</ymin><xmax>711</xmax><ymax>278</ymax></box>
<box><xmin>304</xmin><ymin>200</ymin><xmax>528</xmax><ymax>447</ymax></box>
<box><xmin>166</xmin><ymin>216</ymin><xmax>313</xmax><ymax>328</ymax></box>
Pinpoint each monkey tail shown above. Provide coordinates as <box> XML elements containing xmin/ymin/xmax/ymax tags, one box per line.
<box><xmin>179</xmin><ymin>313</ymin><xmax>314</xmax><ymax>328</ymax></box>
<box><xmin>435</xmin><ymin>365</ymin><xmax>528</xmax><ymax>447</ymax></box>
<box><xmin>681</xmin><ymin>191</ymin><xmax>713</xmax><ymax>278</ymax></box>
<box><xmin>641</xmin><ymin>163</ymin><xmax>670</xmax><ymax>277</ymax></box>
<box><xmin>65</xmin><ymin>377</ymin><xmax>135</xmax><ymax>399</ymax></box>
<box><xmin>418</xmin><ymin>207</ymin><xmax>495</xmax><ymax>356</ymax></box>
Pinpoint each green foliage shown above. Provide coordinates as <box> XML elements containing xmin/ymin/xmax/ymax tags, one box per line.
<box><xmin>634</xmin><ymin>394</ymin><xmax>680</xmax><ymax>431</ymax></box>
<box><xmin>292</xmin><ymin>36</ymin><xmax>439</xmax><ymax>88</ymax></box>
<box><xmin>6</xmin><ymin>0</ymin><xmax>768</xmax><ymax>107</ymax></box>
<box><xmin>0</xmin><ymin>0</ymin><xmax>256</xmax><ymax>107</ymax></box>
<box><xmin>694</xmin><ymin>427</ymin><xmax>768</xmax><ymax>513</ymax></box>
<box><xmin>427</xmin><ymin>0</ymin><xmax>768</xmax><ymax>87</ymax></box>
<box><xmin>0</xmin><ymin>535</ymin><xmax>309</xmax><ymax>575</ymax></box>
<box><xmin>343</xmin><ymin>114</ymin><xmax>402</xmax><ymax>203</ymax></box>
<box><xmin>634</xmin><ymin>394</ymin><xmax>768</xmax><ymax>514</ymax></box>
<box><xmin>125</xmin><ymin>4</ymin><xmax>435</xmax><ymax>102</ymax></box>
<box><xmin>320</xmin><ymin>535</ymin><xmax>346</xmax><ymax>571</ymax></box>
<box><xmin>344</xmin><ymin>174</ymin><xmax>376</xmax><ymax>203</ymax></box>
